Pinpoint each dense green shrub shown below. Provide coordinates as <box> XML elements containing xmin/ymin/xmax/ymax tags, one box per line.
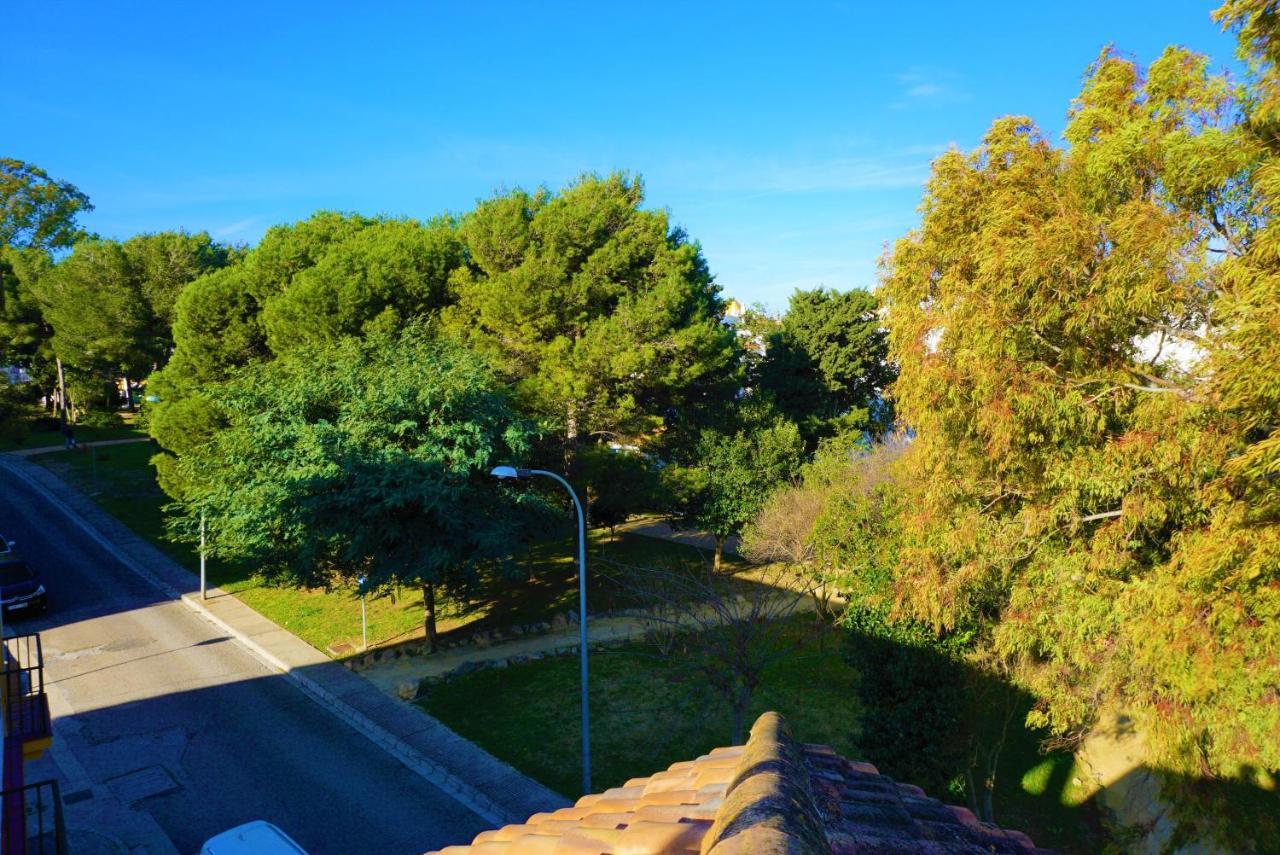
<box><xmin>842</xmin><ymin>606</ymin><xmax>972</xmax><ymax>800</ymax></box>
<box><xmin>0</xmin><ymin>386</ymin><xmax>28</xmax><ymax>442</ymax></box>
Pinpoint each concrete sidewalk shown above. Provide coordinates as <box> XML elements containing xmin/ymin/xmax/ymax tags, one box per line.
<box><xmin>0</xmin><ymin>454</ymin><xmax>568</xmax><ymax>825</ymax></box>
<box><xmin>8</xmin><ymin>437</ymin><xmax>152</xmax><ymax>457</ymax></box>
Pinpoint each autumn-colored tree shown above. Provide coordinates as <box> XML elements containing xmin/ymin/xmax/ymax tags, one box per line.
<box><xmin>742</xmin><ymin>434</ymin><xmax>906</xmax><ymax>621</ymax></box>
<box><xmin>879</xmin><ymin>34</ymin><xmax>1277</xmax><ymax>842</ymax></box>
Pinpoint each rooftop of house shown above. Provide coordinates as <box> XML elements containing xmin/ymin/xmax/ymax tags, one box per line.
<box><xmin>430</xmin><ymin>711</ymin><xmax>1051</xmax><ymax>855</ymax></box>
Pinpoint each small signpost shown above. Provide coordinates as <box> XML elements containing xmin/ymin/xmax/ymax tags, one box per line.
<box><xmin>357</xmin><ymin>575</ymin><xmax>368</xmax><ymax>651</ymax></box>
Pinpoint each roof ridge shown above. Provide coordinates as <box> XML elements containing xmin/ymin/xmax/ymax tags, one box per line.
<box><xmin>700</xmin><ymin>712</ymin><xmax>833</xmax><ymax>855</ymax></box>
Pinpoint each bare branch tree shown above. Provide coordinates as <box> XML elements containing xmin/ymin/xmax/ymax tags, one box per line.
<box><xmin>740</xmin><ymin>481</ymin><xmax>820</xmax><ymax>568</ymax></box>
<box><xmin>602</xmin><ymin>557</ymin><xmax>822</xmax><ymax>744</ymax></box>
<box><xmin>741</xmin><ymin>434</ymin><xmax>909</xmax><ymax>623</ymax></box>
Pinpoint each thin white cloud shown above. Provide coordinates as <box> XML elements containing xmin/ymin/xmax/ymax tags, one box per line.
<box><xmin>212</xmin><ymin>216</ymin><xmax>261</xmax><ymax>238</ymax></box>
<box><xmin>905</xmin><ymin>83</ymin><xmax>946</xmax><ymax>99</ymax></box>
<box><xmin>660</xmin><ymin>146</ymin><xmax>944</xmax><ymax>197</ymax></box>
<box><xmin>893</xmin><ymin>68</ymin><xmax>970</xmax><ymax>109</ymax></box>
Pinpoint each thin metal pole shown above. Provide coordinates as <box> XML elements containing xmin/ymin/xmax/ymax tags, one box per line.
<box><xmin>358</xmin><ymin>575</ymin><xmax>369</xmax><ymax>651</ymax></box>
<box><xmin>576</xmin><ymin>491</ymin><xmax>589</xmax><ymax>795</ymax></box>
<box><xmin>199</xmin><ymin>511</ymin><xmax>207</xmax><ymax>600</ymax></box>
<box><xmin>530</xmin><ymin>469</ymin><xmax>590</xmax><ymax>794</ymax></box>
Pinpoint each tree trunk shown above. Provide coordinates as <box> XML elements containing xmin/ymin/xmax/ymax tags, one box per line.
<box><xmin>730</xmin><ymin>696</ymin><xmax>747</xmax><ymax>745</ymax></box>
<box><xmin>564</xmin><ymin>401</ymin><xmax>581</xmax><ymax>471</ymax></box>
<box><xmin>965</xmin><ymin>767</ymin><xmax>980</xmax><ymax>818</ymax></box>
<box><xmin>123</xmin><ymin>376</ymin><xmax>135</xmax><ymax>411</ymax></box>
<box><xmin>55</xmin><ymin>358</ymin><xmax>68</xmax><ymax>425</ymax></box>
<box><xmin>980</xmin><ymin>778</ymin><xmax>994</xmax><ymax>825</ymax></box>
<box><xmin>714</xmin><ymin>536</ymin><xmax>725</xmax><ymax>573</ymax></box>
<box><xmin>967</xmin><ymin>737</ymin><xmax>1003</xmax><ymax>824</ymax></box>
<box><xmin>423</xmin><ymin>582</ymin><xmax>439</xmax><ymax>653</ymax></box>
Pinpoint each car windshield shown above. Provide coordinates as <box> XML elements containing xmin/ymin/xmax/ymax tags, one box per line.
<box><xmin>0</xmin><ymin>563</ymin><xmax>34</xmax><ymax>586</ymax></box>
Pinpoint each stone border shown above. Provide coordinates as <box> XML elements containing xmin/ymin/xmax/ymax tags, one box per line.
<box><xmin>342</xmin><ymin>611</ymin><xmax>587</xmax><ymax>670</ymax></box>
<box><xmin>416</xmin><ymin>639</ymin><xmax>628</xmax><ymax>692</ymax></box>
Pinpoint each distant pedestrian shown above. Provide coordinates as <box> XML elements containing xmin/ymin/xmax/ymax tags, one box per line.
<box><xmin>62</xmin><ymin>423</ymin><xmax>76</xmax><ymax>450</ymax></box>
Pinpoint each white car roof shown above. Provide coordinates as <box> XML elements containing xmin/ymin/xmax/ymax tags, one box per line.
<box><xmin>201</xmin><ymin>821</ymin><xmax>308</xmax><ymax>855</ymax></box>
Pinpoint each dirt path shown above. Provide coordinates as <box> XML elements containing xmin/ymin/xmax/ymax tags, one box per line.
<box><xmin>361</xmin><ymin>585</ymin><xmax>821</xmax><ymax>699</ymax></box>
<box><xmin>359</xmin><ymin>614</ymin><xmax>655</xmax><ymax>695</ymax></box>
<box><xmin>615</xmin><ymin>517</ymin><xmax>740</xmax><ymax>555</ymax></box>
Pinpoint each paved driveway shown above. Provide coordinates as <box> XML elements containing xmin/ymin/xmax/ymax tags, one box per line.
<box><xmin>1</xmin><ymin>463</ymin><xmax>488</xmax><ymax>854</ymax></box>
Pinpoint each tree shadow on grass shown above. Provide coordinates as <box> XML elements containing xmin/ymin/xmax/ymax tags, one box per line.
<box><xmin>413</xmin><ymin>527</ymin><xmax>758</xmax><ymax>650</ymax></box>
<box><xmin>840</xmin><ymin>625</ymin><xmax>1280</xmax><ymax>853</ymax></box>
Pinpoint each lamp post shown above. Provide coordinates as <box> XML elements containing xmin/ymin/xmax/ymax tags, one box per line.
<box><xmin>491</xmin><ymin>465</ymin><xmax>591</xmax><ymax>794</ymax></box>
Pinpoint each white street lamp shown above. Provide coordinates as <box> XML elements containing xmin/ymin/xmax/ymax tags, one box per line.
<box><xmin>491</xmin><ymin>465</ymin><xmax>591</xmax><ymax>794</ymax></box>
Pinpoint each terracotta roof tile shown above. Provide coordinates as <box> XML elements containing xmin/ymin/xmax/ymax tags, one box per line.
<box><xmin>503</xmin><ymin>835</ymin><xmax>561</xmax><ymax>855</ymax></box>
<box><xmin>577</xmin><ymin>812</ymin><xmax>635</xmax><ymax>829</ymax></box>
<box><xmin>555</xmin><ymin>827</ymin><xmax>630</xmax><ymax>852</ymax></box>
<box><xmin>631</xmin><ymin>805</ymin><xmax>719</xmax><ymax>824</ymax></box>
<box><xmin>613</xmin><ymin>819</ymin><xmax>709</xmax><ymax>853</ymax></box>
<box><xmin>428</xmin><ymin>712</ymin><xmax>1052</xmax><ymax>855</ymax></box>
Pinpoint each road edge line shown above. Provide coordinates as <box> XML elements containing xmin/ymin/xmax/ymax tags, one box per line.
<box><xmin>0</xmin><ymin>456</ymin><xmax>513</xmax><ymax>827</ymax></box>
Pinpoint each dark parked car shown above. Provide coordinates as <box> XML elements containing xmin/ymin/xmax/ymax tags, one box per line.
<box><xmin>0</xmin><ymin>560</ymin><xmax>47</xmax><ymax>617</ymax></box>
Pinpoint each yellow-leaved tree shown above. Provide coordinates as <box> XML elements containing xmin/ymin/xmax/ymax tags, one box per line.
<box><xmin>879</xmin><ymin>28</ymin><xmax>1277</xmax><ymax>843</ymax></box>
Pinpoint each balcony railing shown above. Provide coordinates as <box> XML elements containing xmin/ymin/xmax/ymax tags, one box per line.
<box><xmin>0</xmin><ymin>779</ymin><xmax>67</xmax><ymax>855</ymax></box>
<box><xmin>2</xmin><ymin>634</ymin><xmax>52</xmax><ymax>760</ymax></box>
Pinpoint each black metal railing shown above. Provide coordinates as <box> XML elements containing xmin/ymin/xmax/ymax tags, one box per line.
<box><xmin>1</xmin><ymin>634</ymin><xmax>49</xmax><ymax>743</ymax></box>
<box><xmin>2</xmin><ymin>633</ymin><xmax>43</xmax><ymax>680</ymax></box>
<box><xmin>1</xmin><ymin>779</ymin><xmax>67</xmax><ymax>855</ymax></box>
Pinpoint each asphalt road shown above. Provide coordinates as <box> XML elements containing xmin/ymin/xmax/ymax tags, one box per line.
<box><xmin>0</xmin><ymin>464</ymin><xmax>487</xmax><ymax>854</ymax></box>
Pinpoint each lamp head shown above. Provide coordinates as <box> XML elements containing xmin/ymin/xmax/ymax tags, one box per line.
<box><xmin>491</xmin><ymin>465</ymin><xmax>523</xmax><ymax>480</ymax></box>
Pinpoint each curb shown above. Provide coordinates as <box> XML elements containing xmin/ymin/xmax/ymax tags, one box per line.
<box><xmin>0</xmin><ymin>455</ymin><xmax>523</xmax><ymax>827</ymax></box>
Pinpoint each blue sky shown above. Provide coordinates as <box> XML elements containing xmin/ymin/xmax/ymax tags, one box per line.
<box><xmin>3</xmin><ymin>1</ymin><xmax>1240</xmax><ymax>310</ymax></box>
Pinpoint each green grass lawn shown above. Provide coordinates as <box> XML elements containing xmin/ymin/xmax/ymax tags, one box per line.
<box><xmin>0</xmin><ymin>406</ymin><xmax>147</xmax><ymax>451</ymax></box>
<box><xmin>421</xmin><ymin>618</ymin><xmax>860</xmax><ymax>799</ymax></box>
<box><xmin>29</xmin><ymin>439</ymin><xmax>750</xmax><ymax>654</ymax></box>
<box><xmin>421</xmin><ymin>617</ymin><xmax>1102</xmax><ymax>852</ymax></box>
